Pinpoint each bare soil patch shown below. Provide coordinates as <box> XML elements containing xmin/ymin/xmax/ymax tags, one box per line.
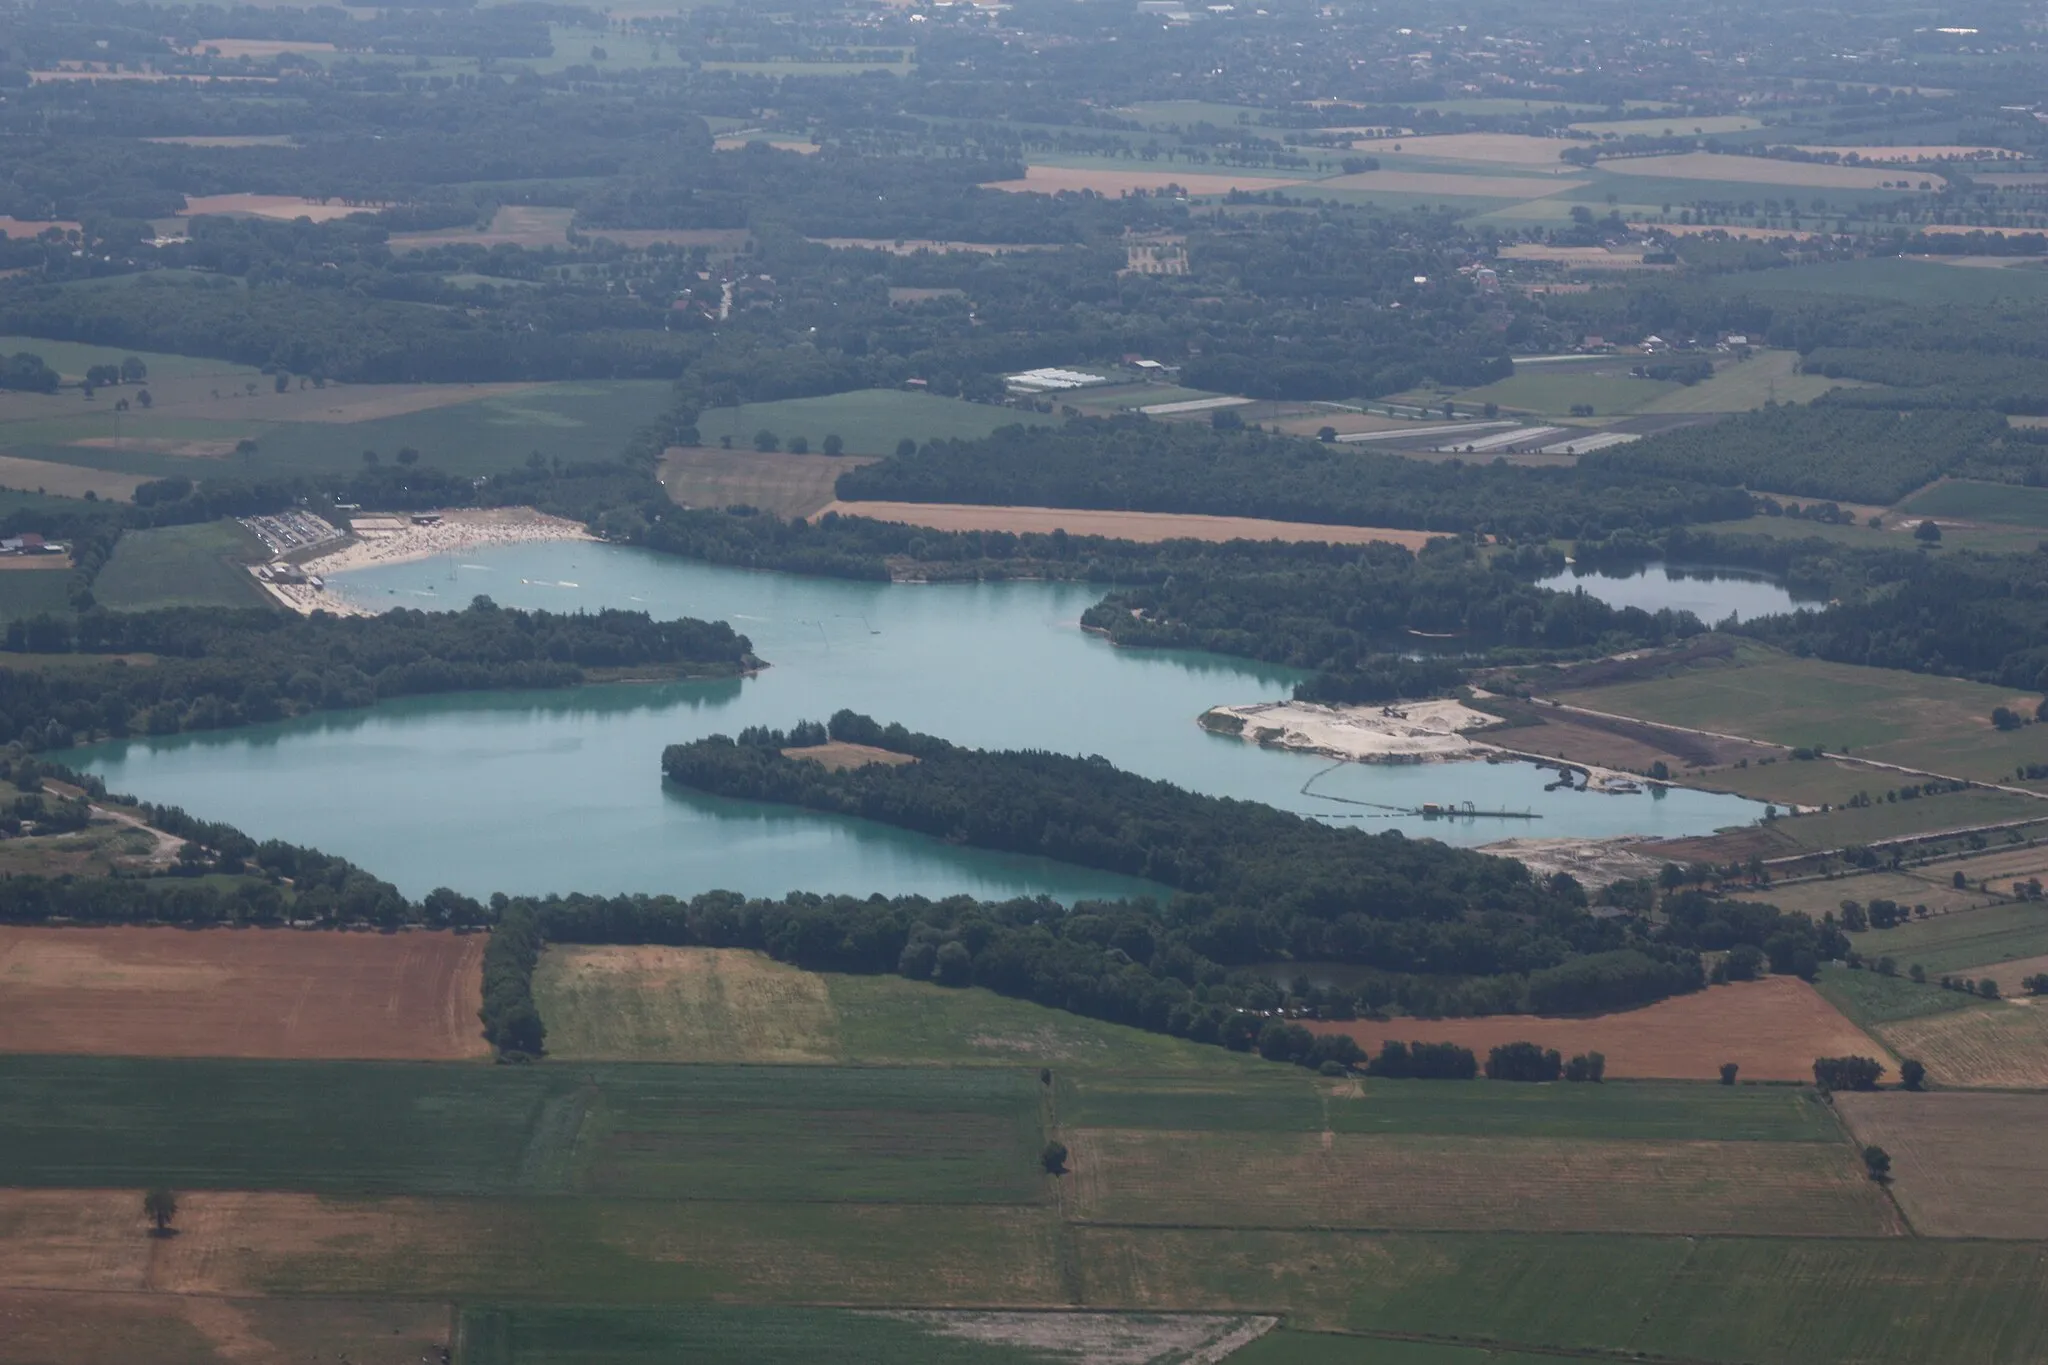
<box><xmin>1834</xmin><ymin>1091</ymin><xmax>2048</xmax><ymax>1238</ymax></box>
<box><xmin>1875</xmin><ymin>1001</ymin><xmax>2048</xmax><ymax>1088</ymax></box>
<box><xmin>1318</xmin><ymin>169</ymin><xmax>1586</xmax><ymax>197</ymax></box>
<box><xmin>662</xmin><ymin>445</ymin><xmax>877</xmax><ymax>518</ymax></box>
<box><xmin>815</xmin><ymin>501</ymin><xmax>1443</xmax><ymax>548</ymax></box>
<box><xmin>1348</xmin><ymin>133</ymin><xmax>1573</xmax><ymax>166</ymax></box>
<box><xmin>1066</xmin><ymin>1129</ymin><xmax>1899</xmax><ymax>1236</ymax></box>
<box><xmin>533</xmin><ymin>944</ymin><xmax>839</xmax><ymax>1063</ymax></box>
<box><xmin>0</xmin><ymin>926</ymin><xmax>486</xmax><ymax>1060</ymax></box>
<box><xmin>1312</xmin><ymin>977</ymin><xmax>1886</xmax><ymax>1081</ymax></box>
<box><xmin>1605</xmin><ymin>153</ymin><xmax>1925</xmax><ymax>189</ymax></box>
<box><xmin>787</xmin><ymin>740</ymin><xmax>918</xmax><ymax>771</ymax></box>
<box><xmin>178</xmin><ymin>194</ymin><xmax>380</xmax><ymax>223</ymax></box>
<box><xmin>983</xmin><ymin>166</ymin><xmax>1303</xmax><ymax>196</ymax></box>
<box><xmin>866</xmin><ymin>1311</ymin><xmax>1276</xmax><ymax>1363</ymax></box>
<box><xmin>0</xmin><ymin>554</ymin><xmax>70</xmax><ymax>572</ymax></box>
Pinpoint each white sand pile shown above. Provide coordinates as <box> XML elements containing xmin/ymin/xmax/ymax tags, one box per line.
<box><xmin>1202</xmin><ymin>698</ymin><xmax>1495</xmax><ymax>763</ymax></box>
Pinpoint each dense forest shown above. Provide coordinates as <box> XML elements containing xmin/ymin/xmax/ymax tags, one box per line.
<box><xmin>0</xmin><ymin>599</ymin><xmax>753</xmax><ymax>747</ymax></box>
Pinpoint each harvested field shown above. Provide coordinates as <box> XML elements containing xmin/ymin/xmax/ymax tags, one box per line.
<box><xmin>0</xmin><ymin>926</ymin><xmax>487</xmax><ymax>1060</ymax></box>
<box><xmin>1600</xmin><ymin>153</ymin><xmax>1926</xmax><ymax>189</ymax></box>
<box><xmin>70</xmin><ymin>436</ymin><xmax>239</xmax><ymax>459</ymax></box>
<box><xmin>814</xmin><ymin>237</ymin><xmax>1064</xmax><ymax>255</ymax></box>
<box><xmin>1962</xmin><ymin>953</ymin><xmax>2048</xmax><ymax>996</ymax></box>
<box><xmin>983</xmin><ymin>166</ymin><xmax>1303</xmax><ymax>195</ymax></box>
<box><xmin>1347</xmin><ymin>133</ymin><xmax>1572</xmax><ymax>166</ymax></box>
<box><xmin>1065</xmin><ymin>1129</ymin><xmax>1901</xmax><ymax>1236</ymax></box>
<box><xmin>0</xmin><ymin>554</ymin><xmax>68</xmax><ymax>571</ymax></box>
<box><xmin>787</xmin><ymin>740</ymin><xmax>917</xmax><ymax>771</ymax></box>
<box><xmin>1875</xmin><ymin>1000</ymin><xmax>2048</xmax><ymax>1088</ymax></box>
<box><xmin>713</xmin><ymin>136</ymin><xmax>819</xmax><ymax>154</ymax></box>
<box><xmin>189</xmin><ymin>38</ymin><xmax>338</xmax><ymax>58</ymax></box>
<box><xmin>661</xmin><ymin>445</ymin><xmax>877</xmax><ymax>518</ymax></box>
<box><xmin>1497</xmin><ymin>244</ymin><xmax>1651</xmax><ymax>267</ymax></box>
<box><xmin>0</xmin><ymin>454</ymin><xmax>146</xmax><ymax>501</ymax></box>
<box><xmin>179</xmin><ymin>194</ymin><xmax>379</xmax><ymax>222</ymax></box>
<box><xmin>1312</xmin><ymin>978</ymin><xmax>1888</xmax><ymax>1082</ymax></box>
<box><xmin>1833</xmin><ymin>1091</ymin><xmax>2048</xmax><ymax>1238</ymax></box>
<box><xmin>815</xmin><ymin>501</ymin><xmax>1444</xmax><ymax>548</ymax></box>
<box><xmin>535</xmin><ymin>945</ymin><xmax>840</xmax><ymax>1064</ymax></box>
<box><xmin>1317</xmin><ymin>170</ymin><xmax>1586</xmax><ymax>197</ymax></box>
<box><xmin>0</xmin><ymin>216</ymin><xmax>79</xmax><ymax>239</ymax></box>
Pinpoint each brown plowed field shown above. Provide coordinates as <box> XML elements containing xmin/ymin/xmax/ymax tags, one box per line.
<box><xmin>1312</xmin><ymin>977</ymin><xmax>1887</xmax><ymax>1081</ymax></box>
<box><xmin>0</xmin><ymin>926</ymin><xmax>486</xmax><ymax>1060</ymax></box>
<box><xmin>0</xmin><ymin>1288</ymin><xmax>447</xmax><ymax>1365</ymax></box>
<box><xmin>1066</xmin><ymin>1129</ymin><xmax>1900</xmax><ymax>1236</ymax></box>
<box><xmin>814</xmin><ymin>501</ymin><xmax>1441</xmax><ymax>548</ymax></box>
<box><xmin>1834</xmin><ymin>1091</ymin><xmax>2048</xmax><ymax>1238</ymax></box>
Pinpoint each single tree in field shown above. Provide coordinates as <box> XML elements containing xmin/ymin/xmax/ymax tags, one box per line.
<box><xmin>142</xmin><ymin>1187</ymin><xmax>178</xmax><ymax>1235</ymax></box>
<box><xmin>1719</xmin><ymin>1062</ymin><xmax>1739</xmax><ymax>1086</ymax></box>
<box><xmin>822</xmin><ymin>433</ymin><xmax>844</xmax><ymax>457</ymax></box>
<box><xmin>1862</xmin><ymin>1146</ymin><xmax>1892</xmax><ymax>1182</ymax></box>
<box><xmin>1899</xmin><ymin>1059</ymin><xmax>1926</xmax><ymax>1092</ymax></box>
<box><xmin>1913</xmin><ymin>519</ymin><xmax>1942</xmax><ymax>543</ymax></box>
<box><xmin>1040</xmin><ymin>1141</ymin><xmax>1069</xmax><ymax>1176</ymax></box>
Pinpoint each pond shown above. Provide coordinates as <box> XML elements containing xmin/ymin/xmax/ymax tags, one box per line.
<box><xmin>74</xmin><ymin>543</ymin><xmax>1766</xmax><ymax>900</ymax></box>
<box><xmin>1536</xmin><ymin>561</ymin><xmax>1821</xmax><ymax>622</ymax></box>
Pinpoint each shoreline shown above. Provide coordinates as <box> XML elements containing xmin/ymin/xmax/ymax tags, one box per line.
<box><xmin>256</xmin><ymin>507</ymin><xmax>597</xmax><ymax>616</ymax></box>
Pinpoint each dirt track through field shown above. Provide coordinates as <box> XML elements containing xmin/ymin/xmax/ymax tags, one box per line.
<box><xmin>0</xmin><ymin>926</ymin><xmax>487</xmax><ymax>1060</ymax></box>
<box><xmin>1313</xmin><ymin>977</ymin><xmax>1887</xmax><ymax>1081</ymax></box>
<box><xmin>815</xmin><ymin>501</ymin><xmax>1443</xmax><ymax>547</ymax></box>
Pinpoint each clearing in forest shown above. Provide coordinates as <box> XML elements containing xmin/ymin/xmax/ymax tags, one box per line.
<box><xmin>1065</xmin><ymin>1129</ymin><xmax>1901</xmax><ymax>1236</ymax></box>
<box><xmin>1312</xmin><ymin>977</ymin><xmax>1886</xmax><ymax>1081</ymax></box>
<box><xmin>812</xmin><ymin>501</ymin><xmax>1443</xmax><ymax>547</ymax></box>
<box><xmin>660</xmin><ymin>445</ymin><xmax>877</xmax><ymax>518</ymax></box>
<box><xmin>1833</xmin><ymin>1091</ymin><xmax>2048</xmax><ymax>1238</ymax></box>
<box><xmin>534</xmin><ymin>945</ymin><xmax>842</xmax><ymax>1064</ymax></box>
<box><xmin>0</xmin><ymin>926</ymin><xmax>487</xmax><ymax>1060</ymax></box>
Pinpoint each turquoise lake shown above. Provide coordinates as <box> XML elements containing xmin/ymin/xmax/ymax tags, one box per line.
<box><xmin>75</xmin><ymin>543</ymin><xmax>1765</xmax><ymax>900</ymax></box>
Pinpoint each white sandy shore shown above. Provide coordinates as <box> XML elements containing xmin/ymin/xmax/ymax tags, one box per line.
<box><xmin>260</xmin><ymin>507</ymin><xmax>596</xmax><ymax>616</ymax></box>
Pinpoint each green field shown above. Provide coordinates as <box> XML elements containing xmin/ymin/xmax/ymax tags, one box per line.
<box><xmin>1556</xmin><ymin>643</ymin><xmax>2048</xmax><ymax>783</ymax></box>
<box><xmin>0</xmin><ymin>378</ymin><xmax>672</xmax><ymax>485</ymax></box>
<box><xmin>1688</xmin><ymin>515</ymin><xmax>2044</xmax><ymax>555</ymax></box>
<box><xmin>460</xmin><ymin>1306</ymin><xmax>1285</xmax><ymax>1365</ymax></box>
<box><xmin>1060</xmin><ymin>1073</ymin><xmax>1840</xmax><ymax>1142</ymax></box>
<box><xmin>1638</xmin><ymin>348</ymin><xmax>1856</xmax><ymax>413</ymax></box>
<box><xmin>91</xmin><ymin>518</ymin><xmax>271</xmax><ymax>611</ymax></box>
<box><xmin>0</xmin><ymin>334</ymin><xmax>259</xmax><ymax>383</ymax></box>
<box><xmin>1812</xmin><ymin>962</ymin><xmax>1994</xmax><ymax>1028</ymax></box>
<box><xmin>1074</xmin><ymin>1230</ymin><xmax>2048</xmax><ymax>1363</ymax></box>
<box><xmin>1727</xmin><ymin>257</ymin><xmax>2048</xmax><ymax>304</ymax></box>
<box><xmin>1902</xmin><ymin>479</ymin><xmax>2048</xmax><ymax>530</ymax></box>
<box><xmin>697</xmin><ymin>389</ymin><xmax>1028</xmax><ymax>457</ymax></box>
<box><xmin>0</xmin><ymin>567</ymin><xmax>77</xmax><ymax>622</ymax></box>
<box><xmin>1452</xmin><ymin>368</ymin><xmax>1677</xmax><ymax>417</ymax></box>
<box><xmin>1848</xmin><ymin>899</ymin><xmax>2048</xmax><ymax>974</ymax></box>
<box><xmin>0</xmin><ymin>1057</ymin><xmax>1044</xmax><ymax>1202</ymax></box>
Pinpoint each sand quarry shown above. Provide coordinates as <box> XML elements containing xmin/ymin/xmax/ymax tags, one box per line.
<box><xmin>1205</xmin><ymin>698</ymin><xmax>1496</xmax><ymax>763</ymax></box>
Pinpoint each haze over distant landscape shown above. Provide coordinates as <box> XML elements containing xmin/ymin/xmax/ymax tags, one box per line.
<box><xmin>4</xmin><ymin>0</ymin><xmax>2048</xmax><ymax>1360</ymax></box>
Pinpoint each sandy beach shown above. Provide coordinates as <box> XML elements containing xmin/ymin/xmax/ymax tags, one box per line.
<box><xmin>259</xmin><ymin>507</ymin><xmax>596</xmax><ymax>615</ymax></box>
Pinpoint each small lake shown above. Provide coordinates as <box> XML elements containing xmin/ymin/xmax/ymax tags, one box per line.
<box><xmin>1536</xmin><ymin>562</ymin><xmax>1821</xmax><ymax>622</ymax></box>
<box><xmin>75</xmin><ymin>543</ymin><xmax>1765</xmax><ymax>901</ymax></box>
